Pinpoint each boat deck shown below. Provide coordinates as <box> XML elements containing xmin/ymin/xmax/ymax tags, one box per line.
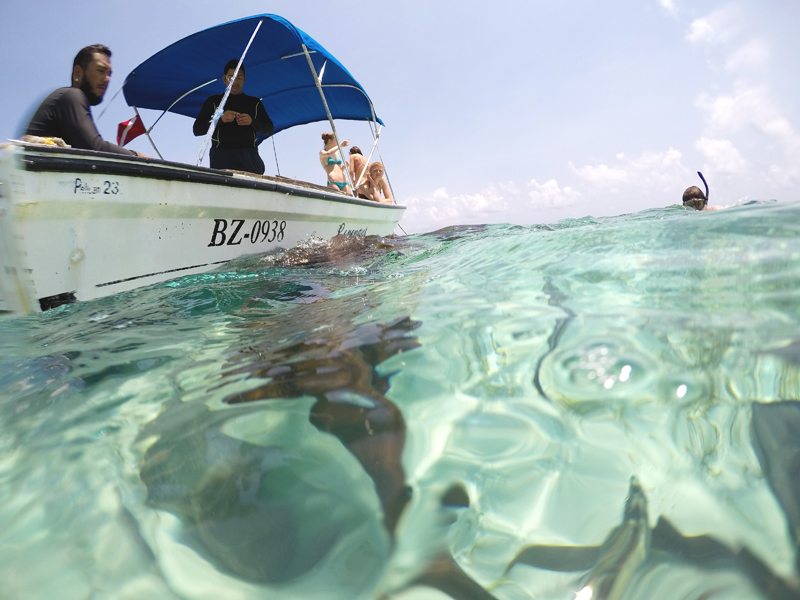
<box><xmin>4</xmin><ymin>142</ymin><xmax>403</xmax><ymax>210</ymax></box>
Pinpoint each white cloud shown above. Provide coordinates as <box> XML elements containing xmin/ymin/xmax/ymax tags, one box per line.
<box><xmin>400</xmin><ymin>179</ymin><xmax>583</xmax><ymax>233</ymax></box>
<box><xmin>687</xmin><ymin>6</ymin><xmax>800</xmax><ymax>192</ymax></box>
<box><xmin>725</xmin><ymin>39</ymin><xmax>769</xmax><ymax>73</ymax></box>
<box><xmin>496</xmin><ymin>180</ymin><xmax>524</xmax><ymax>196</ymax></box>
<box><xmin>686</xmin><ymin>17</ymin><xmax>714</xmax><ymax>44</ymax></box>
<box><xmin>766</xmin><ymin>164</ymin><xmax>800</xmax><ymax>188</ymax></box>
<box><xmin>762</xmin><ymin>116</ymin><xmax>796</xmax><ymax>140</ymax></box>
<box><xmin>528</xmin><ymin>179</ymin><xmax>581</xmax><ymax>208</ymax></box>
<box><xmin>694</xmin><ymin>137</ymin><xmax>746</xmax><ymax>173</ymax></box>
<box><xmin>696</xmin><ymin>90</ymin><xmax>739</xmax><ymax>133</ymax></box>
<box><xmin>570</xmin><ymin>163</ymin><xmax>628</xmax><ymax>186</ymax></box>
<box><xmin>694</xmin><ymin>83</ymin><xmax>800</xmax><ymax>187</ymax></box>
<box><xmin>658</xmin><ymin>0</ymin><xmax>678</xmax><ymax>17</ymax></box>
<box><xmin>401</xmin><ymin>185</ymin><xmax>511</xmax><ymax>233</ymax></box>
<box><xmin>686</xmin><ymin>7</ymin><xmax>740</xmax><ymax>45</ymax></box>
<box><xmin>570</xmin><ymin>148</ymin><xmax>689</xmax><ymax>192</ymax></box>
<box><xmin>696</xmin><ymin>84</ymin><xmax>800</xmax><ymax>143</ymax></box>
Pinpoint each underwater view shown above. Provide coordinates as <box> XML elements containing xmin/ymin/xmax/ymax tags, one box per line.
<box><xmin>2</xmin><ymin>201</ymin><xmax>800</xmax><ymax>600</ymax></box>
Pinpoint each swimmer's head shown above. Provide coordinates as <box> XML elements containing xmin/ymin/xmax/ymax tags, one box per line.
<box><xmin>321</xmin><ymin>132</ymin><xmax>335</xmax><ymax>145</ymax></box>
<box><xmin>683</xmin><ymin>186</ymin><xmax>707</xmax><ymax>211</ymax></box>
<box><xmin>349</xmin><ymin>146</ymin><xmax>362</xmax><ymax>155</ymax></box>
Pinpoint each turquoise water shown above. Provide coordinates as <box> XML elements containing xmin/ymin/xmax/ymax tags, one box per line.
<box><xmin>2</xmin><ymin>202</ymin><xmax>800</xmax><ymax>599</ymax></box>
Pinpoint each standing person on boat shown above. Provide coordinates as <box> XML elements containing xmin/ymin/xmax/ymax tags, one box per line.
<box><xmin>349</xmin><ymin>146</ymin><xmax>367</xmax><ymax>188</ymax></box>
<box><xmin>193</xmin><ymin>60</ymin><xmax>274</xmax><ymax>174</ymax></box>
<box><xmin>320</xmin><ymin>133</ymin><xmax>351</xmax><ymax>194</ymax></box>
<box><xmin>25</xmin><ymin>45</ymin><xmax>143</xmax><ymax>156</ymax></box>
<box><xmin>360</xmin><ymin>162</ymin><xmax>393</xmax><ymax>204</ymax></box>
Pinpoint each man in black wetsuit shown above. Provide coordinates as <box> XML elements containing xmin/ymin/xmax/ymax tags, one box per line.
<box><xmin>25</xmin><ymin>45</ymin><xmax>142</xmax><ymax>157</ymax></box>
<box><xmin>193</xmin><ymin>60</ymin><xmax>274</xmax><ymax>174</ymax></box>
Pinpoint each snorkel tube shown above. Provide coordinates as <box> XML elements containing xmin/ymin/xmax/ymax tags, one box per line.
<box><xmin>697</xmin><ymin>171</ymin><xmax>709</xmax><ymax>207</ymax></box>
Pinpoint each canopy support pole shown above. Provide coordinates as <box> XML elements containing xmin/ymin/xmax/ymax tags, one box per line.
<box><xmin>96</xmin><ymin>86</ymin><xmax>124</xmax><ymax>121</ymax></box>
<box><xmin>133</xmin><ymin>107</ymin><xmax>164</xmax><ymax>159</ymax></box>
<box><xmin>302</xmin><ymin>44</ymin><xmax>355</xmax><ymax>194</ymax></box>
<box><xmin>354</xmin><ymin>124</ymin><xmax>382</xmax><ymax>190</ymax></box>
<box><xmin>148</xmin><ymin>79</ymin><xmax>217</xmax><ymax>134</ymax></box>
<box><xmin>271</xmin><ymin>136</ymin><xmax>281</xmax><ymax>177</ymax></box>
<box><xmin>381</xmin><ymin>156</ymin><xmax>398</xmax><ymax>206</ymax></box>
<box><xmin>368</xmin><ymin>119</ymin><xmax>398</xmax><ymax>206</ymax></box>
<box><xmin>197</xmin><ymin>19</ymin><xmax>263</xmax><ymax>166</ymax></box>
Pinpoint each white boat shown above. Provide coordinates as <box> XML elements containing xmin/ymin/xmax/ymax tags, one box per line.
<box><xmin>0</xmin><ymin>15</ymin><xmax>403</xmax><ymax>316</ymax></box>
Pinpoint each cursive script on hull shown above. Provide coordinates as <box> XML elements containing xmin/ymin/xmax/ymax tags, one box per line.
<box><xmin>338</xmin><ymin>222</ymin><xmax>368</xmax><ymax>237</ymax></box>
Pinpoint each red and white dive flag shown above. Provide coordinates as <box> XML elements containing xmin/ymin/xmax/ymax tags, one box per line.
<box><xmin>117</xmin><ymin>115</ymin><xmax>146</xmax><ymax>146</ymax></box>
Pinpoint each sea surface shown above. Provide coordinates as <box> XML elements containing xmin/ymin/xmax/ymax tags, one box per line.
<box><xmin>2</xmin><ymin>201</ymin><xmax>800</xmax><ymax>600</ymax></box>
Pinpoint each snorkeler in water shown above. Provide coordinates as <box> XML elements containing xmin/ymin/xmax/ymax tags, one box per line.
<box><xmin>683</xmin><ymin>172</ymin><xmax>723</xmax><ymax>211</ymax></box>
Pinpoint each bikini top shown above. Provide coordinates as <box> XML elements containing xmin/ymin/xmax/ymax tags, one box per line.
<box><xmin>327</xmin><ymin>156</ymin><xmax>342</xmax><ymax>165</ymax></box>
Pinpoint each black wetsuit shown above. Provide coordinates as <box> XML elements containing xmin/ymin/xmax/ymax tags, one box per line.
<box><xmin>25</xmin><ymin>87</ymin><xmax>137</xmax><ymax>156</ymax></box>
<box><xmin>192</xmin><ymin>93</ymin><xmax>274</xmax><ymax>174</ymax></box>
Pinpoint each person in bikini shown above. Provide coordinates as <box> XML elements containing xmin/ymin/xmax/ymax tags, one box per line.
<box><xmin>358</xmin><ymin>162</ymin><xmax>392</xmax><ymax>204</ymax></box>
<box><xmin>320</xmin><ymin>133</ymin><xmax>351</xmax><ymax>194</ymax></box>
<box><xmin>349</xmin><ymin>146</ymin><xmax>367</xmax><ymax>190</ymax></box>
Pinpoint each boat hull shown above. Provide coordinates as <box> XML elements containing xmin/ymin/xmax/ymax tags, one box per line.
<box><xmin>0</xmin><ymin>143</ymin><xmax>404</xmax><ymax>315</ymax></box>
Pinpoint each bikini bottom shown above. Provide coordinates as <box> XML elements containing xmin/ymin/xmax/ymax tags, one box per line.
<box><xmin>328</xmin><ymin>180</ymin><xmax>347</xmax><ymax>191</ymax></box>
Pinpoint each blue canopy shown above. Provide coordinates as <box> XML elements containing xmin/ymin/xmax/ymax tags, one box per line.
<box><xmin>122</xmin><ymin>14</ymin><xmax>382</xmax><ymax>135</ymax></box>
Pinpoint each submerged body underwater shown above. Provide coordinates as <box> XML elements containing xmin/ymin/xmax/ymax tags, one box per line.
<box><xmin>1</xmin><ymin>201</ymin><xmax>800</xmax><ymax>599</ymax></box>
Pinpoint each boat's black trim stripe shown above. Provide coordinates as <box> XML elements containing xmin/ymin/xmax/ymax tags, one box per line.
<box><xmin>39</xmin><ymin>291</ymin><xmax>77</xmax><ymax>312</ymax></box>
<box><xmin>96</xmin><ymin>260</ymin><xmax>231</xmax><ymax>287</ymax></box>
<box><xmin>25</xmin><ymin>156</ymin><xmax>256</xmax><ymax>187</ymax></box>
<box><xmin>20</xmin><ymin>146</ymin><xmax>403</xmax><ymax>209</ymax></box>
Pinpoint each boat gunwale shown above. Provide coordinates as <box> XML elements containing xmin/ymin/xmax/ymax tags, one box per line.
<box><xmin>5</xmin><ymin>143</ymin><xmax>404</xmax><ymax>210</ymax></box>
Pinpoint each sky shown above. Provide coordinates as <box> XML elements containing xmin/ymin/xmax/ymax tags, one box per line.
<box><xmin>2</xmin><ymin>0</ymin><xmax>799</xmax><ymax>234</ymax></box>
